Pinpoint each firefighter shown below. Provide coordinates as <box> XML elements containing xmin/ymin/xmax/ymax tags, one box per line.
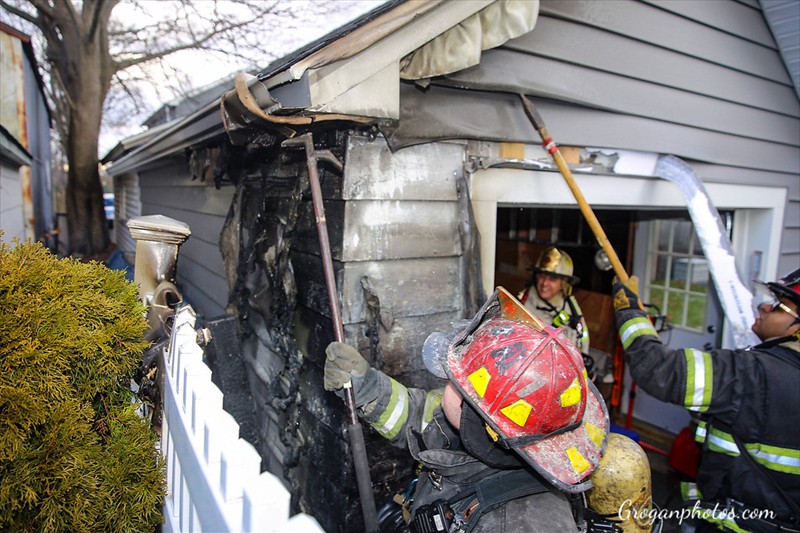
<box><xmin>519</xmin><ymin>246</ymin><xmax>593</xmax><ymax>377</ymax></box>
<box><xmin>612</xmin><ymin>268</ymin><xmax>800</xmax><ymax>533</ymax></box>
<box><xmin>325</xmin><ymin>288</ymin><xmax>610</xmax><ymax>532</ymax></box>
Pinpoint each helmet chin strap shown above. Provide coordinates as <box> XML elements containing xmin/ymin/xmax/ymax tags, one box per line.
<box><xmin>755</xmin><ymin>330</ymin><xmax>800</xmax><ymax>349</ymax></box>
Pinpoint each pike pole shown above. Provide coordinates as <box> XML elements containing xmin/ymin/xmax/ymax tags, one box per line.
<box><xmin>282</xmin><ymin>132</ymin><xmax>379</xmax><ymax>533</ymax></box>
<box><xmin>519</xmin><ymin>94</ymin><xmax>629</xmax><ymax>283</ymax></box>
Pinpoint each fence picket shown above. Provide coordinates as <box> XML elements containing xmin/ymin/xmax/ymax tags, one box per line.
<box><xmin>161</xmin><ymin>305</ymin><xmax>323</xmax><ymax>532</ymax></box>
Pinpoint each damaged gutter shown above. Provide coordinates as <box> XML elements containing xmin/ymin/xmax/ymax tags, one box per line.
<box><xmin>106</xmin><ymin>0</ymin><xmax>419</xmax><ymax>175</ymax></box>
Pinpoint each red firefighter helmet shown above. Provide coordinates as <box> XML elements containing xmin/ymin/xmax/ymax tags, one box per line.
<box><xmin>756</xmin><ymin>268</ymin><xmax>800</xmax><ymax>309</ymax></box>
<box><xmin>444</xmin><ymin>288</ymin><xmax>608</xmax><ymax>493</ymax></box>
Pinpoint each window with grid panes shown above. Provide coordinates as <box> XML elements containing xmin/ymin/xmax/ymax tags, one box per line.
<box><xmin>644</xmin><ymin>219</ymin><xmax>709</xmax><ymax>331</ymax></box>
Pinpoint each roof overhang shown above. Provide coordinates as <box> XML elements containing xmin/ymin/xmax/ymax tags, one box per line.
<box><xmin>108</xmin><ymin>0</ymin><xmax>539</xmax><ymax>175</ymax></box>
<box><xmin>0</xmin><ymin>124</ymin><xmax>33</xmax><ymax>167</ymax></box>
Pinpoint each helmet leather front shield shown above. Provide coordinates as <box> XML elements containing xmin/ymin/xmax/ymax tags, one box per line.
<box><xmin>445</xmin><ymin>288</ymin><xmax>609</xmax><ymax>493</ymax></box>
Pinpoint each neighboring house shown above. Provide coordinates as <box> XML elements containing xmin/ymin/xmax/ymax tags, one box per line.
<box><xmin>0</xmin><ymin>22</ymin><xmax>52</xmax><ymax>245</ymax></box>
<box><xmin>105</xmin><ymin>1</ymin><xmax>800</xmax><ymax>531</ymax></box>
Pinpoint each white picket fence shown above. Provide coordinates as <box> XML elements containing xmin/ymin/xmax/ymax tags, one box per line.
<box><xmin>161</xmin><ymin>305</ymin><xmax>323</xmax><ymax>532</ymax></box>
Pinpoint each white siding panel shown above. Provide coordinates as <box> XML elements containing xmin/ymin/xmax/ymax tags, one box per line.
<box><xmin>141</xmin><ymin>182</ymin><xmax>233</xmax><ymax>216</ymax></box>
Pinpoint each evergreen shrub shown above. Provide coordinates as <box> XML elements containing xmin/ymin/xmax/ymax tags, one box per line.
<box><xmin>0</xmin><ymin>240</ymin><xmax>165</xmax><ymax>532</ymax></box>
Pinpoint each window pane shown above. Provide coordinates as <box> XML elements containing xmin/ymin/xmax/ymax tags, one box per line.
<box><xmin>671</xmin><ymin>257</ymin><xmax>687</xmax><ymax>290</ymax></box>
<box><xmin>687</xmin><ymin>295</ymin><xmax>707</xmax><ymax>330</ymax></box>
<box><xmin>688</xmin><ymin>258</ymin><xmax>709</xmax><ymax>292</ymax></box>
<box><xmin>650</xmin><ymin>254</ymin><xmax>669</xmax><ymax>285</ymax></box>
<box><xmin>647</xmin><ymin>285</ymin><xmax>665</xmax><ymax>311</ymax></box>
<box><xmin>656</xmin><ymin>222</ymin><xmax>671</xmax><ymax>252</ymax></box>
<box><xmin>666</xmin><ymin>291</ymin><xmax>685</xmax><ymax>327</ymax></box>
<box><xmin>673</xmin><ymin>221</ymin><xmax>691</xmax><ymax>254</ymax></box>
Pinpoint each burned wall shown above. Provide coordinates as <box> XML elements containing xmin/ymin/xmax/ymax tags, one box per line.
<box><xmin>221</xmin><ymin>130</ymin><xmax>482</xmax><ymax>532</ymax></box>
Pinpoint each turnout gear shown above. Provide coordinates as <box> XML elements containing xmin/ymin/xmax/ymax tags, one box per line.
<box><xmin>445</xmin><ymin>289</ymin><xmax>608</xmax><ymax>492</ymax></box>
<box><xmin>614</xmin><ymin>270</ymin><xmax>800</xmax><ymax>531</ymax></box>
<box><xmin>520</xmin><ymin>247</ymin><xmax>591</xmax><ymax>357</ymax></box>
<box><xmin>324</xmin><ymin>342</ymin><xmax>374</xmax><ymax>405</ymax></box>
<box><xmin>612</xmin><ymin>276</ymin><xmax>643</xmax><ymax>313</ymax></box>
<box><xmin>327</xmin><ymin>288</ymin><xmax>610</xmax><ymax>532</ymax></box>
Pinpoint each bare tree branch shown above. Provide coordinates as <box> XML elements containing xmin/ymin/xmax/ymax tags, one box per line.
<box><xmin>0</xmin><ymin>0</ymin><xmax>40</xmax><ymax>27</ymax></box>
<box><xmin>87</xmin><ymin>0</ymin><xmax>119</xmax><ymax>43</ymax></box>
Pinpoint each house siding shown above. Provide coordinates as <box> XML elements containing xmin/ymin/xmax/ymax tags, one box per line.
<box><xmin>0</xmin><ymin>160</ymin><xmax>25</xmax><ymax>240</ymax></box>
<box><xmin>532</xmin><ymin>0</ymin><xmax>800</xmax><ymax>271</ymax></box>
<box><xmin>117</xmin><ymin>1</ymin><xmax>800</xmax><ymax>529</ymax></box>
<box><xmin>136</xmin><ymin>158</ymin><xmax>234</xmax><ymax>318</ymax></box>
<box><xmin>112</xmin><ymin>172</ymin><xmax>141</xmax><ymax>257</ymax></box>
<box><xmin>215</xmin><ymin>132</ymin><xmax>478</xmax><ymax>532</ymax></box>
<box><xmin>436</xmin><ymin>0</ymin><xmax>799</xmax><ymax>272</ymax></box>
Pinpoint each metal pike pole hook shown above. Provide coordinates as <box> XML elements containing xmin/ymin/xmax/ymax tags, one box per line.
<box><xmin>519</xmin><ymin>94</ymin><xmax>629</xmax><ymax>283</ymax></box>
<box><xmin>282</xmin><ymin>132</ymin><xmax>379</xmax><ymax>533</ymax></box>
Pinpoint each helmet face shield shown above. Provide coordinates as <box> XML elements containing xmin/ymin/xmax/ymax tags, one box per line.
<box><xmin>440</xmin><ymin>288</ymin><xmax>609</xmax><ymax>492</ymax></box>
<box><xmin>754</xmin><ymin>268</ymin><xmax>800</xmax><ymax>317</ymax></box>
<box><xmin>752</xmin><ymin>280</ymin><xmax>777</xmax><ymax>313</ymax></box>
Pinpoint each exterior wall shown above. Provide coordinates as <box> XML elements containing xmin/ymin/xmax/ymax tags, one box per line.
<box><xmin>111</xmin><ymin>0</ymin><xmax>800</xmax><ymax>528</ymax></box>
<box><xmin>0</xmin><ymin>159</ymin><xmax>25</xmax><ymax>240</ymax></box>
<box><xmin>136</xmin><ymin>157</ymin><xmax>234</xmax><ymax>318</ymax></box>
<box><xmin>0</xmin><ymin>27</ymin><xmax>51</xmax><ymax>241</ymax></box>
<box><xmin>415</xmin><ymin>0</ymin><xmax>799</xmax><ymax>275</ymax></box>
<box><xmin>220</xmin><ymin>131</ymin><xmax>479</xmax><ymax>532</ymax></box>
<box><xmin>112</xmin><ymin>172</ymin><xmax>142</xmax><ymax>259</ymax></box>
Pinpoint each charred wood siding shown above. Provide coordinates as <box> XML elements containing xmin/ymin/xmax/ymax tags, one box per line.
<box><xmin>228</xmin><ymin>132</ymin><xmax>478</xmax><ymax>532</ymax></box>
<box><xmin>136</xmin><ymin>158</ymin><xmax>234</xmax><ymax>317</ymax></box>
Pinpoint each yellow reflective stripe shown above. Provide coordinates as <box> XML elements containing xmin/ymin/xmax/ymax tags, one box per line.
<box><xmin>695</xmin><ymin>421</ymin><xmax>707</xmax><ymax>443</ymax></box>
<box><xmin>706</xmin><ymin>430</ymin><xmax>740</xmax><ymax>457</ymax></box>
<box><xmin>683</xmin><ymin>348</ymin><xmax>713</xmax><ymax>412</ymax></box>
<box><xmin>680</xmin><ymin>481</ymin><xmax>702</xmax><ymax>501</ymax></box>
<box><xmin>700</xmin><ymin>508</ymin><xmax>751</xmax><ymax>533</ymax></box>
<box><xmin>706</xmin><ymin>426</ymin><xmax>800</xmax><ymax>475</ymax></box>
<box><xmin>745</xmin><ymin>442</ymin><xmax>800</xmax><ymax>475</ymax></box>
<box><xmin>421</xmin><ymin>389</ymin><xmax>443</xmax><ymax>432</ymax></box>
<box><xmin>372</xmin><ymin>378</ymin><xmax>409</xmax><ymax>439</ymax></box>
<box><xmin>619</xmin><ymin>317</ymin><xmax>658</xmax><ymax>349</ymax></box>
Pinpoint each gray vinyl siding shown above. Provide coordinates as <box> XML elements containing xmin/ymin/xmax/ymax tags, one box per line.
<box><xmin>493</xmin><ymin>0</ymin><xmax>799</xmax><ymax>273</ymax></box>
<box><xmin>136</xmin><ymin>158</ymin><xmax>233</xmax><ymax>318</ymax></box>
<box><xmin>113</xmin><ymin>173</ymin><xmax>141</xmax><ymax>255</ymax></box>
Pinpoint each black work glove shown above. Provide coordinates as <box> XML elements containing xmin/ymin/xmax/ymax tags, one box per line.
<box><xmin>612</xmin><ymin>275</ymin><xmax>642</xmax><ymax>312</ymax></box>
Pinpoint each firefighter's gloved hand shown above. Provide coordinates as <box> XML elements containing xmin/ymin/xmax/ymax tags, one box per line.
<box><xmin>324</xmin><ymin>342</ymin><xmax>375</xmax><ymax>405</ymax></box>
<box><xmin>612</xmin><ymin>275</ymin><xmax>643</xmax><ymax>312</ymax></box>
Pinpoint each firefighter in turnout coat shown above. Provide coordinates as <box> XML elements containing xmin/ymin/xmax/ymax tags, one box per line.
<box><xmin>612</xmin><ymin>269</ymin><xmax>800</xmax><ymax>533</ymax></box>
<box><xmin>325</xmin><ymin>288</ymin><xmax>609</xmax><ymax>532</ymax></box>
<box><xmin>519</xmin><ymin>247</ymin><xmax>593</xmax><ymax>378</ymax></box>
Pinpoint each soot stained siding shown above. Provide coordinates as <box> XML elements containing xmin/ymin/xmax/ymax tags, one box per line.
<box><xmin>221</xmin><ymin>131</ymin><xmax>481</xmax><ymax>531</ymax></box>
